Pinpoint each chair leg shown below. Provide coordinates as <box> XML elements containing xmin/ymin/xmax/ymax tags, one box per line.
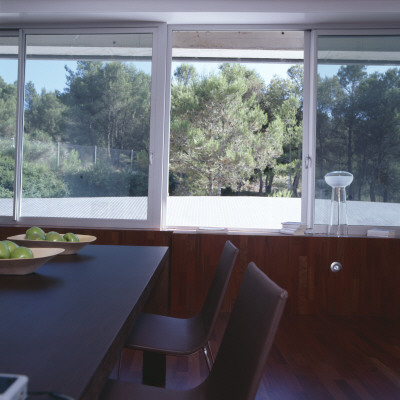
<box><xmin>202</xmin><ymin>341</ymin><xmax>214</xmax><ymax>372</ymax></box>
<box><xmin>142</xmin><ymin>351</ymin><xmax>166</xmax><ymax>387</ymax></box>
<box><xmin>117</xmin><ymin>350</ymin><xmax>122</xmax><ymax>380</ymax></box>
<box><xmin>207</xmin><ymin>341</ymin><xmax>215</xmax><ymax>365</ymax></box>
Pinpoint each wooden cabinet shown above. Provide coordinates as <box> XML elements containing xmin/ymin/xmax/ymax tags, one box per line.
<box><xmin>170</xmin><ymin>233</ymin><xmax>400</xmax><ymax>317</ymax></box>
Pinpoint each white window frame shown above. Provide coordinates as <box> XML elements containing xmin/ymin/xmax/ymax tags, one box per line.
<box><xmin>162</xmin><ymin>24</ymin><xmax>310</xmax><ymax>233</ymax></box>
<box><xmin>0</xmin><ymin>30</ymin><xmax>20</xmax><ymax>220</ymax></box>
<box><xmin>311</xmin><ymin>29</ymin><xmax>400</xmax><ymax>237</ymax></box>
<box><xmin>3</xmin><ymin>24</ymin><xmax>399</xmax><ymax>235</ymax></box>
<box><xmin>1</xmin><ymin>23</ymin><xmax>167</xmax><ymax>229</ymax></box>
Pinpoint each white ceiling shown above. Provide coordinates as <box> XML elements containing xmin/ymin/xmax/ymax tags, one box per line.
<box><xmin>1</xmin><ymin>0</ymin><xmax>400</xmax><ymax>26</ymax></box>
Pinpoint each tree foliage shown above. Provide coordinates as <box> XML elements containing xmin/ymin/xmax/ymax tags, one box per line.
<box><xmin>316</xmin><ymin>66</ymin><xmax>400</xmax><ymax>203</ymax></box>
<box><xmin>24</xmin><ymin>82</ymin><xmax>66</xmax><ymax>142</ymax></box>
<box><xmin>0</xmin><ymin>61</ymin><xmax>151</xmax><ymax>198</ymax></box>
<box><xmin>2</xmin><ymin>58</ymin><xmax>399</xmax><ymax>205</ymax></box>
<box><xmin>258</xmin><ymin>65</ymin><xmax>303</xmax><ymax>196</ymax></box>
<box><xmin>0</xmin><ymin>76</ymin><xmax>17</xmax><ymax>138</ymax></box>
<box><xmin>170</xmin><ymin>63</ymin><xmax>284</xmax><ymax>196</ymax></box>
<box><xmin>63</xmin><ymin>61</ymin><xmax>151</xmax><ymax>153</ymax></box>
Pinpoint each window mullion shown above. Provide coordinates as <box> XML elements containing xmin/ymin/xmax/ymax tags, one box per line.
<box><xmin>302</xmin><ymin>30</ymin><xmax>318</xmax><ymax>230</ymax></box>
<box><xmin>13</xmin><ymin>29</ymin><xmax>26</xmax><ymax>222</ymax></box>
<box><xmin>147</xmin><ymin>23</ymin><xmax>168</xmax><ymax>228</ymax></box>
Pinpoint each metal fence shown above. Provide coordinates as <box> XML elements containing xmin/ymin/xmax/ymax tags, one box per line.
<box><xmin>0</xmin><ymin>137</ymin><xmax>140</xmax><ymax>173</ymax></box>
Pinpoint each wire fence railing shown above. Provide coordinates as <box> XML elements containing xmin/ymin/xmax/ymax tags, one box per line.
<box><xmin>0</xmin><ymin>137</ymin><xmax>140</xmax><ymax>173</ymax></box>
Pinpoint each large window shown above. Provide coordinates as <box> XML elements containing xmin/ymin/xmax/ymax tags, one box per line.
<box><xmin>315</xmin><ymin>32</ymin><xmax>400</xmax><ymax>232</ymax></box>
<box><xmin>2</xmin><ymin>26</ymin><xmax>400</xmax><ymax>234</ymax></box>
<box><xmin>0</xmin><ymin>27</ymin><xmax>166</xmax><ymax>228</ymax></box>
<box><xmin>166</xmin><ymin>30</ymin><xmax>305</xmax><ymax>230</ymax></box>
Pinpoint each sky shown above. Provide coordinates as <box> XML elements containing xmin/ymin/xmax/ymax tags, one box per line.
<box><xmin>0</xmin><ymin>58</ymin><xmax>393</xmax><ymax>93</ymax></box>
<box><xmin>172</xmin><ymin>61</ymin><xmax>297</xmax><ymax>84</ymax></box>
<box><xmin>0</xmin><ymin>59</ymin><xmax>296</xmax><ymax>93</ymax></box>
<box><xmin>0</xmin><ymin>59</ymin><xmax>153</xmax><ymax>92</ymax></box>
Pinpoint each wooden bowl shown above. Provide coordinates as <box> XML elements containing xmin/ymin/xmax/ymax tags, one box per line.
<box><xmin>6</xmin><ymin>234</ymin><xmax>97</xmax><ymax>255</ymax></box>
<box><xmin>0</xmin><ymin>247</ymin><xmax>65</xmax><ymax>275</ymax></box>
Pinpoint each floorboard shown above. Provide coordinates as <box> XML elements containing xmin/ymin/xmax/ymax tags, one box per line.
<box><xmin>114</xmin><ymin>314</ymin><xmax>400</xmax><ymax>399</ymax></box>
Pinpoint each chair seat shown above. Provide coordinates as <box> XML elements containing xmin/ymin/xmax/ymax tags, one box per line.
<box><xmin>125</xmin><ymin>312</ymin><xmax>207</xmax><ymax>355</ymax></box>
<box><xmin>100</xmin><ymin>378</ymin><xmax>208</xmax><ymax>400</ymax></box>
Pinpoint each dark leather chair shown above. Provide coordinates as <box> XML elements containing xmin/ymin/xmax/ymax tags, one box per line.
<box><xmin>121</xmin><ymin>240</ymin><xmax>239</xmax><ymax>378</ymax></box>
<box><xmin>102</xmin><ymin>262</ymin><xmax>288</xmax><ymax>400</ymax></box>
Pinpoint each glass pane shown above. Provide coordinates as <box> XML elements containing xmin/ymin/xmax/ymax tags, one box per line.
<box><xmin>315</xmin><ymin>35</ymin><xmax>400</xmax><ymax>228</ymax></box>
<box><xmin>167</xmin><ymin>30</ymin><xmax>304</xmax><ymax>230</ymax></box>
<box><xmin>22</xmin><ymin>33</ymin><xmax>152</xmax><ymax>220</ymax></box>
<box><xmin>0</xmin><ymin>35</ymin><xmax>18</xmax><ymax>217</ymax></box>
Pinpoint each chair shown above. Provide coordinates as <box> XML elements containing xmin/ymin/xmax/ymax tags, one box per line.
<box><xmin>120</xmin><ymin>240</ymin><xmax>239</xmax><ymax>380</ymax></box>
<box><xmin>102</xmin><ymin>262</ymin><xmax>288</xmax><ymax>400</ymax></box>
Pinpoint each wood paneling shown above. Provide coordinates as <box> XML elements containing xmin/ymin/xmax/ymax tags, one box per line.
<box><xmin>1</xmin><ymin>225</ymin><xmax>399</xmax><ymax>316</ymax></box>
<box><xmin>170</xmin><ymin>232</ymin><xmax>400</xmax><ymax>317</ymax></box>
<box><xmin>0</xmin><ymin>225</ymin><xmax>172</xmax><ymax>246</ymax></box>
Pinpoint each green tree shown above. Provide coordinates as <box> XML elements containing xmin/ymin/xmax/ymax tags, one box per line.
<box><xmin>174</xmin><ymin>64</ymin><xmax>197</xmax><ymax>85</ymax></box>
<box><xmin>0</xmin><ymin>78</ymin><xmax>17</xmax><ymax>199</ymax></box>
<box><xmin>63</xmin><ymin>61</ymin><xmax>151</xmax><ymax>161</ymax></box>
<box><xmin>0</xmin><ymin>77</ymin><xmax>17</xmax><ymax>138</ymax></box>
<box><xmin>170</xmin><ymin>64</ymin><xmax>268</xmax><ymax>196</ymax></box>
<box><xmin>252</xmin><ymin>117</ymin><xmax>284</xmax><ymax>193</ymax></box>
<box><xmin>316</xmin><ymin>66</ymin><xmax>400</xmax><ymax>203</ymax></box>
<box><xmin>262</xmin><ymin>66</ymin><xmax>303</xmax><ymax>196</ymax></box>
<box><xmin>315</xmin><ymin>74</ymin><xmax>345</xmax><ymax>180</ymax></box>
<box><xmin>24</xmin><ymin>82</ymin><xmax>66</xmax><ymax>141</ymax></box>
<box><xmin>22</xmin><ymin>162</ymin><xmax>70</xmax><ymax>198</ymax></box>
<box><xmin>0</xmin><ymin>156</ymin><xmax>15</xmax><ymax>198</ymax></box>
<box><xmin>355</xmin><ymin>69</ymin><xmax>400</xmax><ymax>202</ymax></box>
<box><xmin>278</xmin><ymin>96</ymin><xmax>303</xmax><ymax>196</ymax></box>
<box><xmin>336</xmin><ymin>65</ymin><xmax>367</xmax><ymax>198</ymax></box>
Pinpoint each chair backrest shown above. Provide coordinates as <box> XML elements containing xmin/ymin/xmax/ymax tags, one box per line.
<box><xmin>201</xmin><ymin>240</ymin><xmax>239</xmax><ymax>339</ymax></box>
<box><xmin>205</xmin><ymin>262</ymin><xmax>288</xmax><ymax>400</ymax></box>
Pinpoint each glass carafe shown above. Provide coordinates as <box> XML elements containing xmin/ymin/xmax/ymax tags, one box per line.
<box><xmin>324</xmin><ymin>171</ymin><xmax>353</xmax><ymax>237</ymax></box>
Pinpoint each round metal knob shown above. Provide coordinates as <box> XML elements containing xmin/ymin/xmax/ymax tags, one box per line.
<box><xmin>330</xmin><ymin>261</ymin><xmax>342</xmax><ymax>272</ymax></box>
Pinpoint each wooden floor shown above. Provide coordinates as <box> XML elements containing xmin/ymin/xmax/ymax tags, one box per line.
<box><xmin>116</xmin><ymin>313</ymin><xmax>400</xmax><ymax>399</ymax></box>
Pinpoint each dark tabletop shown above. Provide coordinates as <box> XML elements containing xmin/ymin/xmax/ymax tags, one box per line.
<box><xmin>0</xmin><ymin>244</ymin><xmax>169</xmax><ymax>400</ymax></box>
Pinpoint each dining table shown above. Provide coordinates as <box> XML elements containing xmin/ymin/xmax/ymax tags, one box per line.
<box><xmin>0</xmin><ymin>244</ymin><xmax>169</xmax><ymax>400</ymax></box>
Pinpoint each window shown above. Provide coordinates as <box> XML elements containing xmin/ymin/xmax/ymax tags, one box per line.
<box><xmin>314</xmin><ymin>32</ymin><xmax>400</xmax><ymax>234</ymax></box>
<box><xmin>166</xmin><ymin>29</ymin><xmax>305</xmax><ymax>230</ymax></box>
<box><xmin>0</xmin><ymin>26</ymin><xmax>166</xmax><ymax>228</ymax></box>
<box><xmin>0</xmin><ymin>33</ymin><xmax>18</xmax><ymax>217</ymax></box>
<box><xmin>3</xmin><ymin>25</ymin><xmax>400</xmax><ymax>235</ymax></box>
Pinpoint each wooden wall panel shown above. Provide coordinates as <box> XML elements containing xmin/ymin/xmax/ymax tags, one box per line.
<box><xmin>1</xmin><ymin>225</ymin><xmax>399</xmax><ymax>317</ymax></box>
<box><xmin>170</xmin><ymin>232</ymin><xmax>400</xmax><ymax>317</ymax></box>
<box><xmin>170</xmin><ymin>233</ymin><xmax>305</xmax><ymax>317</ymax></box>
<box><xmin>0</xmin><ymin>225</ymin><xmax>172</xmax><ymax>247</ymax></box>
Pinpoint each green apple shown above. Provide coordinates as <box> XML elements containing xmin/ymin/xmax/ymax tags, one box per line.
<box><xmin>3</xmin><ymin>240</ymin><xmax>19</xmax><ymax>253</ymax></box>
<box><xmin>26</xmin><ymin>231</ymin><xmax>45</xmax><ymax>241</ymax></box>
<box><xmin>45</xmin><ymin>231</ymin><xmax>66</xmax><ymax>242</ymax></box>
<box><xmin>10</xmin><ymin>246</ymin><xmax>33</xmax><ymax>259</ymax></box>
<box><xmin>63</xmin><ymin>232</ymin><xmax>79</xmax><ymax>242</ymax></box>
<box><xmin>26</xmin><ymin>226</ymin><xmax>46</xmax><ymax>238</ymax></box>
<box><xmin>0</xmin><ymin>241</ymin><xmax>11</xmax><ymax>259</ymax></box>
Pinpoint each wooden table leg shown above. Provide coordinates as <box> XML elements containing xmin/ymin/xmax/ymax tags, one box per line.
<box><xmin>142</xmin><ymin>351</ymin><xmax>166</xmax><ymax>387</ymax></box>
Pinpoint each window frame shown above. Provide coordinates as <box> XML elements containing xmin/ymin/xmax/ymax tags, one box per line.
<box><xmin>2</xmin><ymin>24</ymin><xmax>400</xmax><ymax>235</ymax></box>
<box><xmin>163</xmin><ymin>24</ymin><xmax>309</xmax><ymax>232</ymax></box>
<box><xmin>311</xmin><ymin>28</ymin><xmax>400</xmax><ymax>237</ymax></box>
<box><xmin>0</xmin><ymin>24</ymin><xmax>168</xmax><ymax>229</ymax></box>
<box><xmin>0</xmin><ymin>30</ymin><xmax>20</xmax><ymax>219</ymax></box>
